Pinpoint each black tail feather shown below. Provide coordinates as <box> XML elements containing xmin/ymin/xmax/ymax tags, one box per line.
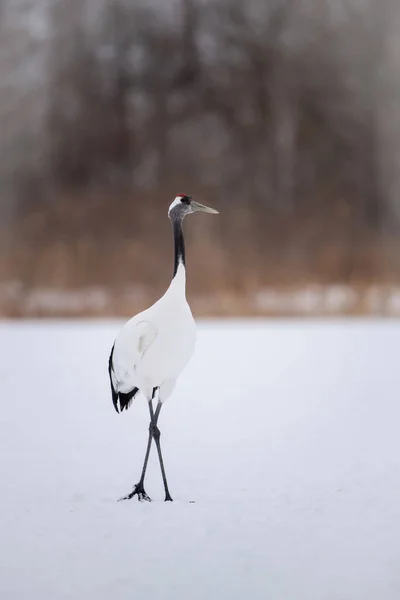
<box><xmin>118</xmin><ymin>388</ymin><xmax>139</xmax><ymax>412</ymax></box>
<box><xmin>108</xmin><ymin>344</ymin><xmax>139</xmax><ymax>413</ymax></box>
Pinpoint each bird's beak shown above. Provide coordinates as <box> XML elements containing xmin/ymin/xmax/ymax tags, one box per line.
<box><xmin>191</xmin><ymin>200</ymin><xmax>219</xmax><ymax>214</ymax></box>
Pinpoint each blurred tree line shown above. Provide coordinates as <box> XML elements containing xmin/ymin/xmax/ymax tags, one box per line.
<box><xmin>1</xmin><ymin>0</ymin><xmax>400</xmax><ymax>315</ymax></box>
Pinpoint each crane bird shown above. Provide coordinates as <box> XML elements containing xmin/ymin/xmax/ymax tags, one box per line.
<box><xmin>108</xmin><ymin>194</ymin><xmax>219</xmax><ymax>502</ymax></box>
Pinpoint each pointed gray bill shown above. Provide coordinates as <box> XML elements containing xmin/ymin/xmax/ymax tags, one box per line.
<box><xmin>191</xmin><ymin>201</ymin><xmax>219</xmax><ymax>214</ymax></box>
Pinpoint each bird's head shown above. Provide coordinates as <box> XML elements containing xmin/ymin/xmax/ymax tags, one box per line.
<box><xmin>168</xmin><ymin>195</ymin><xmax>219</xmax><ymax>221</ymax></box>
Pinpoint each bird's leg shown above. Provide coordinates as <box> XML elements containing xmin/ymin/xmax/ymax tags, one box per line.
<box><xmin>118</xmin><ymin>392</ymin><xmax>159</xmax><ymax>502</ymax></box>
<box><xmin>118</xmin><ymin>434</ymin><xmax>153</xmax><ymax>502</ymax></box>
<box><xmin>118</xmin><ymin>389</ymin><xmax>172</xmax><ymax>502</ymax></box>
<box><xmin>150</xmin><ymin>396</ymin><xmax>173</xmax><ymax>502</ymax></box>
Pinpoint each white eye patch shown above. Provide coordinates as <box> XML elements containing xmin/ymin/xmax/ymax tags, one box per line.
<box><xmin>168</xmin><ymin>195</ymin><xmax>190</xmax><ymax>214</ymax></box>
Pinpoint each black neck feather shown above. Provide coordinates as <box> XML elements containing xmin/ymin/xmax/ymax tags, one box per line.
<box><xmin>172</xmin><ymin>217</ymin><xmax>185</xmax><ymax>277</ymax></box>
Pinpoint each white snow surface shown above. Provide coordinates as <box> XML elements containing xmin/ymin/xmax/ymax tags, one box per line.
<box><xmin>1</xmin><ymin>319</ymin><xmax>400</xmax><ymax>600</ymax></box>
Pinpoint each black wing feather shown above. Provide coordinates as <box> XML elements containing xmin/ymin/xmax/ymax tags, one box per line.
<box><xmin>108</xmin><ymin>344</ymin><xmax>119</xmax><ymax>412</ymax></box>
<box><xmin>108</xmin><ymin>344</ymin><xmax>139</xmax><ymax>413</ymax></box>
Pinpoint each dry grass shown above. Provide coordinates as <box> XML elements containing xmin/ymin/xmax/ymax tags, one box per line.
<box><xmin>1</xmin><ymin>192</ymin><xmax>400</xmax><ymax>318</ymax></box>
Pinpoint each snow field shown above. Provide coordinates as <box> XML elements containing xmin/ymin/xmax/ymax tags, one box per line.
<box><xmin>1</xmin><ymin>320</ymin><xmax>400</xmax><ymax>600</ymax></box>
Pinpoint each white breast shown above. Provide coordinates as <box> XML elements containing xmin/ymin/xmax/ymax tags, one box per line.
<box><xmin>112</xmin><ymin>263</ymin><xmax>196</xmax><ymax>401</ymax></box>
<box><xmin>140</xmin><ymin>302</ymin><xmax>196</xmax><ymax>382</ymax></box>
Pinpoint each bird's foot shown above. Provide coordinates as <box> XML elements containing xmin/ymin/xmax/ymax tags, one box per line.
<box><xmin>165</xmin><ymin>492</ymin><xmax>173</xmax><ymax>502</ymax></box>
<box><xmin>118</xmin><ymin>483</ymin><xmax>152</xmax><ymax>502</ymax></box>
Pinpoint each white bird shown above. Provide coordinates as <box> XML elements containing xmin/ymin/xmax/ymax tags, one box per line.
<box><xmin>108</xmin><ymin>194</ymin><xmax>219</xmax><ymax>502</ymax></box>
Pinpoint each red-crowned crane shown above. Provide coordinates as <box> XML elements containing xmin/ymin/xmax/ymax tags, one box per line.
<box><xmin>108</xmin><ymin>195</ymin><xmax>219</xmax><ymax>502</ymax></box>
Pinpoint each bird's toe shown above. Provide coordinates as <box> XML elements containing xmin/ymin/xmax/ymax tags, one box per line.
<box><xmin>118</xmin><ymin>483</ymin><xmax>151</xmax><ymax>502</ymax></box>
<box><xmin>138</xmin><ymin>491</ymin><xmax>152</xmax><ymax>502</ymax></box>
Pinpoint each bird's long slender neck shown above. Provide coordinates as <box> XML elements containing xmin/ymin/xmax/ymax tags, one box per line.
<box><xmin>172</xmin><ymin>216</ymin><xmax>185</xmax><ymax>278</ymax></box>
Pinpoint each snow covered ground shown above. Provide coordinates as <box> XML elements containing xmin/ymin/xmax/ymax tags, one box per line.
<box><xmin>1</xmin><ymin>319</ymin><xmax>400</xmax><ymax>600</ymax></box>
